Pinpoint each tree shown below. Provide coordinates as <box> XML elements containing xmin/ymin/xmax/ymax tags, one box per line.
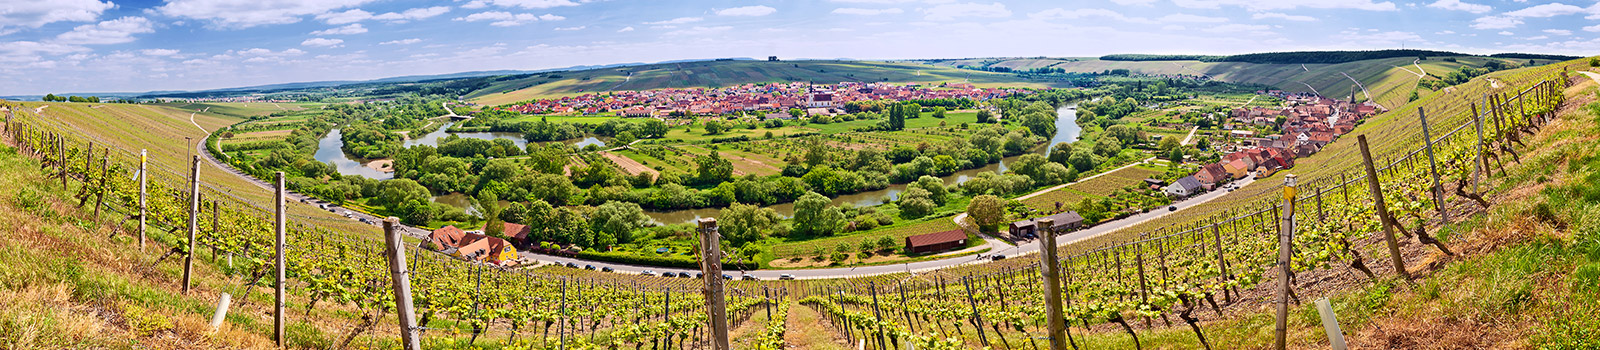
<box><xmin>967</xmin><ymin>194</ymin><xmax>1006</xmax><ymax>232</ymax></box>
<box><xmin>696</xmin><ymin>151</ymin><xmax>734</xmax><ymax>185</ymax></box>
<box><xmin>481</xmin><ymin>192</ymin><xmax>505</xmax><ymax>238</ymax></box>
<box><xmin>614</xmin><ymin>131</ymin><xmax>636</xmax><ymax>146</ymax></box>
<box><xmin>1157</xmin><ymin>136</ymin><xmax>1180</xmax><ymax>153</ymax></box>
<box><xmin>1168</xmin><ymin>147</ymin><xmax>1185</xmax><ymax>163</ymax></box>
<box><xmin>378</xmin><ymin>179</ymin><xmax>431</xmax><ymax>211</ymax></box>
<box><xmin>1093</xmin><ymin>135</ymin><xmax>1123</xmax><ymax>157</ymax></box>
<box><xmin>638</xmin><ymin>119</ymin><xmax>669</xmax><ymax>138</ymax></box>
<box><xmin>43</xmin><ymin>94</ymin><xmax>58</xmax><ymax>102</ymax></box>
<box><xmin>898</xmin><ymin>187</ymin><xmax>938</xmax><ymax>218</ymax></box>
<box><xmin>788</xmin><ymin>108</ymin><xmax>804</xmax><ymax>119</ymax></box>
<box><xmin>1048</xmin><ymin>143</ymin><xmax>1074</xmax><ymax>165</ymax></box>
<box><xmin>912</xmin><ymin>175</ymin><xmax>948</xmax><ymax>205</ymax></box>
<box><xmin>1021</xmin><ymin>101</ymin><xmax>1057</xmax><ymax>137</ymax></box>
<box><xmin>932</xmin><ymin>107</ymin><xmax>947</xmax><ymax>119</ymax></box>
<box><xmin>592</xmin><ymin>201</ymin><xmax>651</xmax><ymax>244</ymax></box>
<box><xmin>976</xmin><ymin>109</ymin><xmax>995</xmax><ymax>124</ymax></box>
<box><xmin>719</xmin><ymin>202</ymin><xmax>782</xmax><ymax>245</ymax></box>
<box><xmin>792</xmin><ymin>192</ymin><xmax>845</xmax><ymax>237</ymax></box>
<box><xmin>704</xmin><ymin>120</ymin><xmax>725</xmax><ymax>135</ymax></box>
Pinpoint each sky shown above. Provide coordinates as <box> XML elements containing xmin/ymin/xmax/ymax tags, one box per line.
<box><xmin>0</xmin><ymin>0</ymin><xmax>1595</xmax><ymax>95</ymax></box>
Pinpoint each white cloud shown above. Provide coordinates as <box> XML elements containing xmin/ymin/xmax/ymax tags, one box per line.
<box><xmin>1425</xmin><ymin>0</ymin><xmax>1491</xmax><ymax>14</ymax></box>
<box><xmin>1585</xmin><ymin>24</ymin><xmax>1600</xmax><ymax>32</ymax></box>
<box><xmin>665</xmin><ymin>26</ymin><xmax>732</xmax><ymax>36</ymax></box>
<box><xmin>454</xmin><ymin>11</ymin><xmax>555</xmax><ymax>26</ymax></box>
<box><xmin>1436</xmin><ymin>30</ymin><xmax>1456</xmax><ymax>34</ymax></box>
<box><xmin>311</xmin><ymin>23</ymin><xmax>367</xmax><ymax>35</ymax></box>
<box><xmin>1524</xmin><ymin>35</ymin><xmax>1548</xmax><ymax>40</ymax></box>
<box><xmin>1544</xmin><ymin>29</ymin><xmax>1573</xmax><ymax>36</ymax></box>
<box><xmin>833</xmin><ymin>8</ymin><xmax>905</xmax><ymax>15</ymax></box>
<box><xmin>1498</xmin><ymin>31</ymin><xmax>1514</xmax><ymax>35</ymax></box>
<box><xmin>644</xmin><ymin>17</ymin><xmax>703</xmax><ymax>25</ymax></box>
<box><xmin>825</xmin><ymin>0</ymin><xmax>918</xmax><ymax>3</ymax></box>
<box><xmin>0</xmin><ymin>0</ymin><xmax>113</xmax><ymax>34</ymax></box>
<box><xmin>1172</xmin><ymin>0</ymin><xmax>1396</xmax><ymax>11</ymax></box>
<box><xmin>1336</xmin><ymin>29</ymin><xmax>1422</xmax><ymax>44</ymax></box>
<box><xmin>301</xmin><ymin>38</ymin><xmax>344</xmax><ymax>47</ymax></box>
<box><xmin>1160</xmin><ymin>14</ymin><xmax>1229</xmax><ymax>23</ymax></box>
<box><xmin>141</xmin><ymin>49</ymin><xmax>180</xmax><ymax>56</ymax></box>
<box><xmin>717</xmin><ymin>5</ymin><xmax>777</xmax><ymax>16</ymax></box>
<box><xmin>156</xmin><ymin>0</ymin><xmax>376</xmax><ymax>28</ymax></box>
<box><xmin>372</xmin><ymin>7</ymin><xmax>452</xmax><ymax>22</ymax></box>
<box><xmin>461</xmin><ymin>0</ymin><xmax>580</xmax><ymax>9</ymax></box>
<box><xmin>923</xmin><ymin>2</ymin><xmax>1011</xmax><ymax>21</ymax></box>
<box><xmin>1470</xmin><ymin>16</ymin><xmax>1522</xmax><ymax>29</ymax></box>
<box><xmin>1252</xmin><ymin>12</ymin><xmax>1318</xmax><ymax>21</ymax></box>
<box><xmin>1202</xmin><ymin>23</ymin><xmax>1270</xmax><ymax>33</ymax></box>
<box><xmin>55</xmin><ymin>17</ymin><xmax>155</xmax><ymax>45</ymax></box>
<box><xmin>617</xmin><ymin>26</ymin><xmax>635</xmax><ymax>32</ymax></box>
<box><xmin>379</xmin><ymin>38</ymin><xmax>422</xmax><ymax>45</ymax></box>
<box><xmin>316</xmin><ymin>9</ymin><xmax>372</xmax><ymax>24</ymax></box>
<box><xmin>1503</xmin><ymin>3</ymin><xmax>1585</xmax><ymax>18</ymax></box>
<box><xmin>554</xmin><ymin>25</ymin><xmax>585</xmax><ymax>31</ymax></box>
<box><xmin>1110</xmin><ymin>0</ymin><xmax>1157</xmax><ymax>5</ymax></box>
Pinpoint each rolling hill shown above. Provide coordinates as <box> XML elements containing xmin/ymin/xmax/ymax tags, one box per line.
<box><xmin>461</xmin><ymin>59</ymin><xmax>1069</xmax><ymax>106</ymax></box>
<box><xmin>919</xmin><ymin>56</ymin><xmax>1541</xmax><ymax>110</ymax></box>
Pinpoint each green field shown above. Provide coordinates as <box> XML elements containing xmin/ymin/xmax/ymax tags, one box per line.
<box><xmin>464</xmin><ymin>60</ymin><xmax>1070</xmax><ymax>105</ymax></box>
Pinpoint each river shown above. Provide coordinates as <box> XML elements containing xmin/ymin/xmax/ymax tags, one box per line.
<box><xmin>642</xmin><ymin>103</ymin><xmax>1082</xmax><ymax>224</ymax></box>
<box><xmin>313</xmin><ymin>105</ymin><xmax>1079</xmax><ymax>224</ymax></box>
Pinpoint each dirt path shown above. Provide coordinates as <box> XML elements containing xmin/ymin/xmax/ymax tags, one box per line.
<box><xmin>1180</xmin><ymin>126</ymin><xmax>1200</xmax><ymax>146</ymax></box>
<box><xmin>1015</xmin><ymin>157</ymin><xmax>1154</xmax><ymax>201</ymax></box>
<box><xmin>33</xmin><ymin>105</ymin><xmax>48</xmax><ymax>114</ymax></box>
<box><xmin>784</xmin><ymin>304</ymin><xmax>851</xmax><ymax>350</ymax></box>
<box><xmin>599</xmin><ymin>151</ymin><xmax>658</xmax><ymax>179</ymax></box>
<box><xmin>1341</xmin><ymin>71</ymin><xmax>1385</xmax><ymax>110</ymax></box>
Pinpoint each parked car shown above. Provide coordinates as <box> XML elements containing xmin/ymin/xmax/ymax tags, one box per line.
<box><xmin>641</xmin><ymin>270</ymin><xmax>656</xmax><ymax>276</ymax></box>
<box><xmin>601</xmin><ymin>267</ymin><xmax>614</xmax><ymax>273</ymax></box>
<box><xmin>1169</xmin><ymin>206</ymin><xmax>1178</xmax><ymax>212</ymax></box>
<box><xmin>779</xmin><ymin>274</ymin><xmax>795</xmax><ymax>280</ymax></box>
<box><xmin>565</xmin><ymin>262</ymin><xmax>579</xmax><ymax>268</ymax></box>
<box><xmin>678</xmin><ymin>273</ymin><xmax>692</xmax><ymax>279</ymax></box>
<box><xmin>991</xmin><ymin>254</ymin><xmax>1007</xmax><ymax>261</ymax></box>
<box><xmin>722</xmin><ymin>274</ymin><xmax>733</xmax><ymax>280</ymax></box>
<box><xmin>584</xmin><ymin>264</ymin><xmax>595</xmax><ymax>270</ymax></box>
<box><xmin>742</xmin><ymin>274</ymin><xmax>758</xmax><ymax>281</ymax></box>
<box><xmin>694</xmin><ymin>273</ymin><xmax>703</xmax><ymax>279</ymax></box>
<box><xmin>661</xmin><ymin>272</ymin><xmax>677</xmax><ymax>278</ymax></box>
<box><xmin>655</xmin><ymin>247</ymin><xmax>670</xmax><ymax>254</ymax></box>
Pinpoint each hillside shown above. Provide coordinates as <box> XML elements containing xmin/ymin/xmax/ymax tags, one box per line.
<box><xmin>921</xmin><ymin>56</ymin><xmax>1542</xmax><ymax>110</ymax></box>
<box><xmin>462</xmin><ymin>59</ymin><xmax>1068</xmax><ymax>106</ymax></box>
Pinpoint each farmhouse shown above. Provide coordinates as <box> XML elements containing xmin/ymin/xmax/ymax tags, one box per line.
<box><xmin>1166</xmin><ymin>176</ymin><xmax>1205</xmax><ymax>197</ymax></box>
<box><xmin>427</xmin><ymin>226</ymin><xmax>472</xmax><ymax>250</ymax></box>
<box><xmin>455</xmin><ymin>236</ymin><xmax>518</xmax><ymax>265</ymax></box>
<box><xmin>905</xmin><ymin>230</ymin><xmax>967</xmax><ymax>254</ymax></box>
<box><xmin>504</xmin><ymin>222</ymin><xmax>533</xmax><ymax>249</ymax></box>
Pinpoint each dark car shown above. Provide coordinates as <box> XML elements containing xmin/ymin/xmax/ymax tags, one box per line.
<box><xmin>661</xmin><ymin>272</ymin><xmax>677</xmax><ymax>278</ymax></box>
<box><xmin>1168</xmin><ymin>206</ymin><xmax>1178</xmax><ymax>211</ymax></box>
<box><xmin>678</xmin><ymin>273</ymin><xmax>692</xmax><ymax>279</ymax></box>
<box><xmin>742</xmin><ymin>274</ymin><xmax>758</xmax><ymax>281</ymax></box>
<box><xmin>583</xmin><ymin>264</ymin><xmax>595</xmax><ymax>270</ymax></box>
<box><xmin>565</xmin><ymin>262</ymin><xmax>579</xmax><ymax>268</ymax></box>
<box><xmin>694</xmin><ymin>273</ymin><xmax>704</xmax><ymax>279</ymax></box>
<box><xmin>779</xmin><ymin>274</ymin><xmax>795</xmax><ymax>280</ymax></box>
<box><xmin>722</xmin><ymin>274</ymin><xmax>733</xmax><ymax>280</ymax></box>
<box><xmin>601</xmin><ymin>266</ymin><xmax>614</xmax><ymax>273</ymax></box>
<box><xmin>991</xmin><ymin>254</ymin><xmax>1007</xmax><ymax>261</ymax></box>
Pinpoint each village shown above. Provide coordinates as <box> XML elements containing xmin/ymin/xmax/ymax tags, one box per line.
<box><xmin>1161</xmin><ymin>91</ymin><xmax>1382</xmax><ymax>197</ymax></box>
<box><xmin>499</xmin><ymin>81</ymin><xmax>1025</xmax><ymax>117</ymax></box>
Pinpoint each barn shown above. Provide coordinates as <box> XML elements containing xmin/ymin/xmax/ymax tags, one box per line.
<box><xmin>904</xmin><ymin>230</ymin><xmax>968</xmax><ymax>254</ymax></box>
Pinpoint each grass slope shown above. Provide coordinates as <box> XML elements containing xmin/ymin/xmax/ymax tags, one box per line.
<box><xmin>465</xmin><ymin>60</ymin><xmax>1067</xmax><ymax>106</ymax></box>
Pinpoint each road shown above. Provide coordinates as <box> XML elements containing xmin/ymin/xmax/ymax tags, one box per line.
<box><xmin>1180</xmin><ymin>126</ymin><xmax>1200</xmax><ymax>146</ymax></box>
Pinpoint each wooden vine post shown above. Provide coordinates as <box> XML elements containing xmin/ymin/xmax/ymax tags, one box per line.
<box><xmin>868</xmin><ymin>282</ymin><xmax>886</xmax><ymax>350</ymax></box>
<box><xmin>93</xmin><ymin>155</ymin><xmax>108</xmax><ymax>221</ymax></box>
<box><xmin>1359</xmin><ymin>136</ymin><xmax>1410</xmax><ymax>281</ymax></box>
<box><xmin>384</xmin><ymin>216</ymin><xmax>421</xmax><ymax>350</ymax></box>
<box><xmin>697</xmin><ymin>218</ymin><xmax>730</xmax><ymax>350</ymax></box>
<box><xmin>1036</xmin><ymin>218</ymin><xmax>1069</xmax><ymax>350</ymax></box>
<box><xmin>182</xmin><ymin>155</ymin><xmax>200</xmax><ymax>295</ymax></box>
<box><xmin>274</xmin><ymin>172</ymin><xmax>287</xmax><ymax>347</ymax></box>
<box><xmin>138</xmin><ymin>150</ymin><xmax>147</xmax><ymax>250</ymax></box>
<box><xmin>1273</xmin><ymin>174</ymin><xmax>1300</xmax><ymax>350</ymax></box>
<box><xmin>1470</xmin><ymin>103</ymin><xmax>1486</xmax><ymax>193</ymax></box>
<box><xmin>1416</xmin><ymin>107</ymin><xmax>1451</xmax><ymax>223</ymax></box>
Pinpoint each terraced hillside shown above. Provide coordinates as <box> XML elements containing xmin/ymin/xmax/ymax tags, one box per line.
<box><xmin>464</xmin><ymin>59</ymin><xmax>1067</xmax><ymax>106</ymax></box>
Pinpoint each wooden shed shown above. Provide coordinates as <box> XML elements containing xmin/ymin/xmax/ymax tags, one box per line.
<box><xmin>905</xmin><ymin>230</ymin><xmax>968</xmax><ymax>254</ymax></box>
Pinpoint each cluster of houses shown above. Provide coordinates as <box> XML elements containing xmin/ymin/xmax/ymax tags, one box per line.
<box><xmin>425</xmin><ymin>224</ymin><xmax>534</xmax><ymax>266</ymax></box>
<box><xmin>1165</xmin><ymin>93</ymin><xmax>1381</xmax><ymax>198</ymax></box>
<box><xmin>500</xmin><ymin>82</ymin><xmax>1025</xmax><ymax>117</ymax></box>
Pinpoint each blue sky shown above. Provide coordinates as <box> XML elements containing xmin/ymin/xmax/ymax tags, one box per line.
<box><xmin>0</xmin><ymin>0</ymin><xmax>1595</xmax><ymax>95</ymax></box>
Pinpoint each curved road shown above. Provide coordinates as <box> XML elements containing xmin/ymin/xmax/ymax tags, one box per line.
<box><xmin>193</xmin><ymin>117</ymin><xmax>1256</xmax><ymax>280</ymax></box>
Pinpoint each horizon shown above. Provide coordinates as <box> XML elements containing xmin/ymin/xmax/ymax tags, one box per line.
<box><xmin>2</xmin><ymin>0</ymin><xmax>1596</xmax><ymax>95</ymax></box>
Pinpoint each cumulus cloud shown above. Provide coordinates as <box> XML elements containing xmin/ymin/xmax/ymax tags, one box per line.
<box><xmin>156</xmin><ymin>0</ymin><xmax>375</xmax><ymax>28</ymax></box>
<box><xmin>0</xmin><ymin>0</ymin><xmax>113</xmax><ymax>34</ymax></box>
<box><xmin>379</xmin><ymin>38</ymin><xmax>422</xmax><ymax>45</ymax></box>
<box><xmin>461</xmin><ymin>0</ymin><xmax>580</xmax><ymax>9</ymax></box>
<box><xmin>316</xmin><ymin>9</ymin><xmax>372</xmax><ymax>24</ymax></box>
<box><xmin>1585</xmin><ymin>24</ymin><xmax>1600</xmax><ymax>32</ymax></box>
<box><xmin>717</xmin><ymin>5</ymin><xmax>776</xmax><ymax>16</ymax></box>
<box><xmin>301</xmin><ymin>38</ymin><xmax>344</xmax><ymax>47</ymax></box>
<box><xmin>454</xmin><ymin>11</ymin><xmax>558</xmax><ymax>26</ymax></box>
<box><xmin>372</xmin><ymin>6</ymin><xmax>452</xmax><ymax>22</ymax></box>
<box><xmin>1202</xmin><ymin>23</ymin><xmax>1271</xmax><ymax>33</ymax></box>
<box><xmin>1110</xmin><ymin>0</ymin><xmax>1157</xmax><ymax>5</ymax></box>
<box><xmin>1172</xmin><ymin>0</ymin><xmax>1396</xmax><ymax>11</ymax></box>
<box><xmin>1160</xmin><ymin>14</ymin><xmax>1229</xmax><ymax>23</ymax></box>
<box><xmin>664</xmin><ymin>26</ymin><xmax>732</xmax><ymax>36</ymax></box>
<box><xmin>833</xmin><ymin>8</ymin><xmax>904</xmax><ymax>15</ymax></box>
<box><xmin>141</xmin><ymin>49</ymin><xmax>180</xmax><ymax>56</ymax></box>
<box><xmin>644</xmin><ymin>17</ymin><xmax>703</xmax><ymax>25</ymax></box>
<box><xmin>1252</xmin><ymin>12</ymin><xmax>1318</xmax><ymax>21</ymax></box>
<box><xmin>553</xmin><ymin>25</ymin><xmax>585</xmax><ymax>31</ymax></box>
<box><xmin>311</xmin><ymin>23</ymin><xmax>367</xmax><ymax>35</ymax></box>
<box><xmin>1544</xmin><ymin>29</ymin><xmax>1572</xmax><ymax>36</ymax></box>
<box><xmin>1425</xmin><ymin>0</ymin><xmax>1491</xmax><ymax>14</ymax></box>
<box><xmin>617</xmin><ymin>26</ymin><xmax>635</xmax><ymax>32</ymax></box>
<box><xmin>1502</xmin><ymin>3</ymin><xmax>1586</xmax><ymax>18</ymax></box>
<box><xmin>1337</xmin><ymin>29</ymin><xmax>1422</xmax><ymax>44</ymax></box>
<box><xmin>55</xmin><ymin>17</ymin><xmax>155</xmax><ymax>45</ymax></box>
<box><xmin>922</xmin><ymin>2</ymin><xmax>1011</xmax><ymax>21</ymax></box>
<box><xmin>1470</xmin><ymin>16</ymin><xmax>1522</xmax><ymax>29</ymax></box>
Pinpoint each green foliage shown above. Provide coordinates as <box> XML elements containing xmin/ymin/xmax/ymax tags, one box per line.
<box><xmin>719</xmin><ymin>202</ymin><xmax>783</xmax><ymax>245</ymax></box>
<box><xmin>591</xmin><ymin>201</ymin><xmax>650</xmax><ymax>244</ymax></box>
<box><xmin>792</xmin><ymin>192</ymin><xmax>845</xmax><ymax>237</ymax></box>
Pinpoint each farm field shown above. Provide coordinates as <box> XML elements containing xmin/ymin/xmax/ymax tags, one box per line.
<box><xmin>1020</xmin><ymin>164</ymin><xmax>1162</xmax><ymax>211</ymax></box>
<box><xmin>465</xmin><ymin>60</ymin><xmax>1069</xmax><ymax>105</ymax></box>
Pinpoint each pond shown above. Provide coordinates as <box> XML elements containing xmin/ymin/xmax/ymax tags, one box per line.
<box><xmin>642</xmin><ymin>103</ymin><xmax>1082</xmax><ymax>224</ymax></box>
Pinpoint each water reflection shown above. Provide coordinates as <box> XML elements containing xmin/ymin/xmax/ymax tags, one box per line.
<box><xmin>314</xmin><ymin>128</ymin><xmax>395</xmax><ymax>180</ymax></box>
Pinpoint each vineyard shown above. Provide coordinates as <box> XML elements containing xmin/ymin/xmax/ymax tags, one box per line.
<box><xmin>0</xmin><ymin>57</ymin><xmax>1583</xmax><ymax>349</ymax></box>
